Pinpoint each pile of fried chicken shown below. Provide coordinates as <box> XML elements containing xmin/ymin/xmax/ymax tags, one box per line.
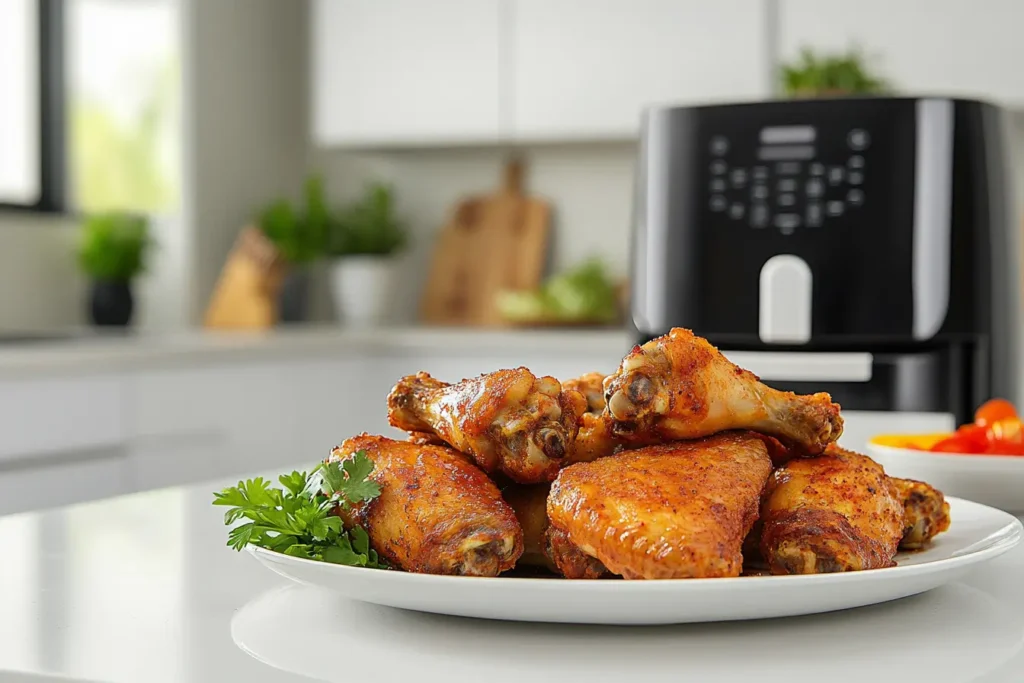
<box><xmin>330</xmin><ymin>328</ymin><xmax>951</xmax><ymax>579</ymax></box>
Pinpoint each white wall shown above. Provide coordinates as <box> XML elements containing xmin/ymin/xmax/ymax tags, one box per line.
<box><xmin>311</xmin><ymin>142</ymin><xmax>637</xmax><ymax>323</ymax></box>
<box><xmin>181</xmin><ymin>0</ymin><xmax>309</xmax><ymax>323</ymax></box>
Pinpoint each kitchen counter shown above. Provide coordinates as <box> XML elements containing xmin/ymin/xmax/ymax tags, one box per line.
<box><xmin>0</xmin><ymin>326</ymin><xmax>633</xmax><ymax>379</ymax></box>
<box><xmin>0</xmin><ymin>467</ymin><xmax>1021</xmax><ymax>683</ymax></box>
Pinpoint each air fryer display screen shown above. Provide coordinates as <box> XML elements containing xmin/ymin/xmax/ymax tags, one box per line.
<box><xmin>705</xmin><ymin>121</ymin><xmax>875</xmax><ymax>234</ymax></box>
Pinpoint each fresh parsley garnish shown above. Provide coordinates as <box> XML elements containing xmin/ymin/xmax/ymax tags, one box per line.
<box><xmin>213</xmin><ymin>450</ymin><xmax>386</xmax><ymax>568</ymax></box>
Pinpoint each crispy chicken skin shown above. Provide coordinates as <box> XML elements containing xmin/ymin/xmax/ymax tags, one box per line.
<box><xmin>562</xmin><ymin>372</ymin><xmax>606</xmax><ymax>414</ymax></box>
<box><xmin>547</xmin><ymin>432</ymin><xmax>772</xmax><ymax>579</ymax></box>
<box><xmin>545</xmin><ymin>525</ymin><xmax>611</xmax><ymax>579</ymax></box>
<box><xmin>562</xmin><ymin>373</ymin><xmax>622</xmax><ymax>464</ymax></box>
<box><xmin>387</xmin><ymin>369</ymin><xmax>588</xmax><ymax>483</ymax></box>
<box><xmin>891</xmin><ymin>477</ymin><xmax>951</xmax><ymax>550</ymax></box>
<box><xmin>603</xmin><ymin>328</ymin><xmax>843</xmax><ymax>456</ymax></box>
<box><xmin>759</xmin><ymin>444</ymin><xmax>903</xmax><ymax>574</ymax></box>
<box><xmin>330</xmin><ymin>434</ymin><xmax>523</xmax><ymax>576</ymax></box>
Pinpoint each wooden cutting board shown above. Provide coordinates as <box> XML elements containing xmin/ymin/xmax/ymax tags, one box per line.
<box><xmin>421</xmin><ymin>159</ymin><xmax>550</xmax><ymax>326</ymax></box>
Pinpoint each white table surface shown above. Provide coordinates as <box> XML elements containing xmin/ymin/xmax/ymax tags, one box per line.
<box><xmin>1</xmin><ymin>474</ymin><xmax>1023</xmax><ymax>683</ymax></box>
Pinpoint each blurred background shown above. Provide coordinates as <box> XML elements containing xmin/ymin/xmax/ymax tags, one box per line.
<box><xmin>1</xmin><ymin>0</ymin><xmax>1023</xmax><ymax>514</ymax></box>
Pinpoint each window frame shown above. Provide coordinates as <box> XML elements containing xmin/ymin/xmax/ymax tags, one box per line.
<box><xmin>0</xmin><ymin>0</ymin><xmax>66</xmax><ymax>213</ymax></box>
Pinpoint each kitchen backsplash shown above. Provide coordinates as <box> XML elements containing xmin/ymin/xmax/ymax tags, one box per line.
<box><xmin>311</xmin><ymin>141</ymin><xmax>637</xmax><ymax>323</ymax></box>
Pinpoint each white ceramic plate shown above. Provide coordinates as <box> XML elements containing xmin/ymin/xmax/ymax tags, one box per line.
<box><xmin>248</xmin><ymin>497</ymin><xmax>1022</xmax><ymax>625</ymax></box>
<box><xmin>868</xmin><ymin>437</ymin><xmax>1024</xmax><ymax>512</ymax></box>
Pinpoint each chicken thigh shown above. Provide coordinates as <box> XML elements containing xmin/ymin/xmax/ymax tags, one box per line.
<box><xmin>388</xmin><ymin>369</ymin><xmax>587</xmax><ymax>483</ymax></box>
<box><xmin>330</xmin><ymin>434</ymin><xmax>523</xmax><ymax>576</ymax></box>
<box><xmin>547</xmin><ymin>432</ymin><xmax>772</xmax><ymax>579</ymax></box>
<box><xmin>603</xmin><ymin>328</ymin><xmax>843</xmax><ymax>456</ymax></box>
<box><xmin>759</xmin><ymin>444</ymin><xmax>903</xmax><ymax>574</ymax></box>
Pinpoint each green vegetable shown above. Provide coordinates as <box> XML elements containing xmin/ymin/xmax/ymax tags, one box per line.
<box><xmin>497</xmin><ymin>258</ymin><xmax>619</xmax><ymax>324</ymax></box>
<box><xmin>77</xmin><ymin>212</ymin><xmax>152</xmax><ymax>282</ymax></box>
<box><xmin>212</xmin><ymin>450</ymin><xmax>386</xmax><ymax>568</ymax></box>
<box><xmin>781</xmin><ymin>46</ymin><xmax>889</xmax><ymax>97</ymax></box>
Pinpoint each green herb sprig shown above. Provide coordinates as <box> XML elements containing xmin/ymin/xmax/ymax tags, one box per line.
<box><xmin>213</xmin><ymin>451</ymin><xmax>386</xmax><ymax>568</ymax></box>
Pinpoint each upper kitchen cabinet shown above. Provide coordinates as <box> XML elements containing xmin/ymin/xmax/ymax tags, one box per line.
<box><xmin>511</xmin><ymin>0</ymin><xmax>771</xmax><ymax>141</ymax></box>
<box><xmin>780</xmin><ymin>0</ymin><xmax>1024</xmax><ymax>105</ymax></box>
<box><xmin>311</xmin><ymin>0</ymin><xmax>502</xmax><ymax>147</ymax></box>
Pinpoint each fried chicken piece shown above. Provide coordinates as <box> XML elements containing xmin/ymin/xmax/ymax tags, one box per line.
<box><xmin>891</xmin><ymin>477</ymin><xmax>951</xmax><ymax>550</ymax></box>
<box><xmin>501</xmin><ymin>482</ymin><xmax>611</xmax><ymax>577</ymax></box>
<box><xmin>562</xmin><ymin>372</ymin><xmax>606</xmax><ymax>413</ymax></box>
<box><xmin>330</xmin><ymin>434</ymin><xmax>523</xmax><ymax>576</ymax></box>
<box><xmin>501</xmin><ymin>483</ymin><xmax>556</xmax><ymax>571</ymax></box>
<box><xmin>502</xmin><ymin>482</ymin><xmax>612</xmax><ymax>577</ymax></box>
<box><xmin>547</xmin><ymin>432</ymin><xmax>772</xmax><ymax>579</ymax></box>
<box><xmin>561</xmin><ymin>373</ymin><xmax>622</xmax><ymax>464</ymax></box>
<box><xmin>759</xmin><ymin>444</ymin><xmax>903</xmax><ymax>574</ymax></box>
<box><xmin>387</xmin><ymin>369</ymin><xmax>588</xmax><ymax>483</ymax></box>
<box><xmin>545</xmin><ymin>525</ymin><xmax>611</xmax><ymax>579</ymax></box>
<box><xmin>603</xmin><ymin>328</ymin><xmax>843</xmax><ymax>455</ymax></box>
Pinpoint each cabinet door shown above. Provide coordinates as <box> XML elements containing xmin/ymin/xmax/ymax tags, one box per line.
<box><xmin>780</xmin><ymin>0</ymin><xmax>1024</xmax><ymax>104</ymax></box>
<box><xmin>312</xmin><ymin>0</ymin><xmax>502</xmax><ymax>146</ymax></box>
<box><xmin>512</xmin><ymin>0</ymin><xmax>770</xmax><ymax>140</ymax></box>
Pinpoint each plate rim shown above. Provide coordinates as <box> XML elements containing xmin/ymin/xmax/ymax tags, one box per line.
<box><xmin>246</xmin><ymin>496</ymin><xmax>1023</xmax><ymax>588</ymax></box>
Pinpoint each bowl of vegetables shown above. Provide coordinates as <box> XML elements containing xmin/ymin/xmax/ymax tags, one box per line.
<box><xmin>868</xmin><ymin>399</ymin><xmax>1024</xmax><ymax>512</ymax></box>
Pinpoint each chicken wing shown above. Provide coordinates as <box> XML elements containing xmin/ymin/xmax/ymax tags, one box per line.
<box><xmin>891</xmin><ymin>477</ymin><xmax>951</xmax><ymax>550</ymax></box>
<box><xmin>547</xmin><ymin>432</ymin><xmax>772</xmax><ymax>579</ymax></box>
<box><xmin>759</xmin><ymin>444</ymin><xmax>903</xmax><ymax>574</ymax></box>
<box><xmin>603</xmin><ymin>328</ymin><xmax>843</xmax><ymax>455</ymax></box>
<box><xmin>387</xmin><ymin>369</ymin><xmax>588</xmax><ymax>483</ymax></box>
<box><xmin>562</xmin><ymin>372</ymin><xmax>606</xmax><ymax>414</ymax></box>
<box><xmin>330</xmin><ymin>434</ymin><xmax>523</xmax><ymax>576</ymax></box>
<box><xmin>561</xmin><ymin>373</ymin><xmax>622</xmax><ymax>464</ymax></box>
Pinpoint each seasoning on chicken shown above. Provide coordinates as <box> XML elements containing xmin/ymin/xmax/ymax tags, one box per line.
<box><xmin>330</xmin><ymin>434</ymin><xmax>523</xmax><ymax>576</ymax></box>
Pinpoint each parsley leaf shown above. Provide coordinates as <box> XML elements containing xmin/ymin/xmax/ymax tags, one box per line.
<box><xmin>212</xmin><ymin>450</ymin><xmax>386</xmax><ymax>569</ymax></box>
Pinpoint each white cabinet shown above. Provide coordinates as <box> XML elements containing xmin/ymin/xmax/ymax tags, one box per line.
<box><xmin>311</xmin><ymin>0</ymin><xmax>502</xmax><ymax>146</ymax></box>
<box><xmin>512</xmin><ymin>0</ymin><xmax>770</xmax><ymax>140</ymax></box>
<box><xmin>780</xmin><ymin>0</ymin><xmax>1024</xmax><ymax>105</ymax></box>
<box><xmin>0</xmin><ymin>376</ymin><xmax>124</xmax><ymax>462</ymax></box>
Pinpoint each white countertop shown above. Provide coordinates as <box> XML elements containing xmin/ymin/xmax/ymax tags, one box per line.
<box><xmin>0</xmin><ymin>326</ymin><xmax>632</xmax><ymax>379</ymax></box>
<box><xmin>1</xmin><ymin>471</ymin><xmax>1023</xmax><ymax>683</ymax></box>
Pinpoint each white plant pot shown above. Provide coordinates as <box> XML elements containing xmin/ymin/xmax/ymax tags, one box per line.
<box><xmin>329</xmin><ymin>256</ymin><xmax>396</xmax><ymax>326</ymax></box>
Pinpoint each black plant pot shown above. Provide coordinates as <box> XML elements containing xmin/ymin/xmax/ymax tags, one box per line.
<box><xmin>90</xmin><ymin>280</ymin><xmax>134</xmax><ymax>327</ymax></box>
<box><xmin>278</xmin><ymin>269</ymin><xmax>310</xmax><ymax>324</ymax></box>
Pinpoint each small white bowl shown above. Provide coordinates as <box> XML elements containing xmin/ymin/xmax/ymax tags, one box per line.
<box><xmin>868</xmin><ymin>434</ymin><xmax>1024</xmax><ymax>513</ymax></box>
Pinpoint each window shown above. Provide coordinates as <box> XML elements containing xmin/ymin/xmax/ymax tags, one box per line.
<box><xmin>67</xmin><ymin>0</ymin><xmax>179</xmax><ymax>213</ymax></box>
<box><xmin>0</xmin><ymin>0</ymin><xmax>63</xmax><ymax>211</ymax></box>
<box><xmin>0</xmin><ymin>0</ymin><xmax>179</xmax><ymax>214</ymax></box>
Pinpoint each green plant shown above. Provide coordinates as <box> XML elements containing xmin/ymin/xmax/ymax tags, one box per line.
<box><xmin>257</xmin><ymin>175</ymin><xmax>331</xmax><ymax>265</ymax></box>
<box><xmin>77</xmin><ymin>212</ymin><xmax>151</xmax><ymax>282</ymax></box>
<box><xmin>781</xmin><ymin>47</ymin><xmax>890</xmax><ymax>97</ymax></box>
<box><xmin>327</xmin><ymin>183</ymin><xmax>407</xmax><ymax>257</ymax></box>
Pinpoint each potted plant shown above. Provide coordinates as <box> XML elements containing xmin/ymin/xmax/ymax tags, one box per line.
<box><xmin>256</xmin><ymin>176</ymin><xmax>328</xmax><ymax>323</ymax></box>
<box><xmin>781</xmin><ymin>47</ymin><xmax>890</xmax><ymax>98</ymax></box>
<box><xmin>326</xmin><ymin>183</ymin><xmax>407</xmax><ymax>325</ymax></box>
<box><xmin>77</xmin><ymin>212</ymin><xmax>152</xmax><ymax>327</ymax></box>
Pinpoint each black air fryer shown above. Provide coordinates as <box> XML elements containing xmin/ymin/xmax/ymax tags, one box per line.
<box><xmin>630</xmin><ymin>98</ymin><xmax>1020</xmax><ymax>427</ymax></box>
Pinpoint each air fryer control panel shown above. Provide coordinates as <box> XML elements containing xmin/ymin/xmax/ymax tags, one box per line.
<box><xmin>705</xmin><ymin>125</ymin><xmax>870</xmax><ymax>234</ymax></box>
<box><xmin>635</xmin><ymin>98</ymin><xmax>924</xmax><ymax>340</ymax></box>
